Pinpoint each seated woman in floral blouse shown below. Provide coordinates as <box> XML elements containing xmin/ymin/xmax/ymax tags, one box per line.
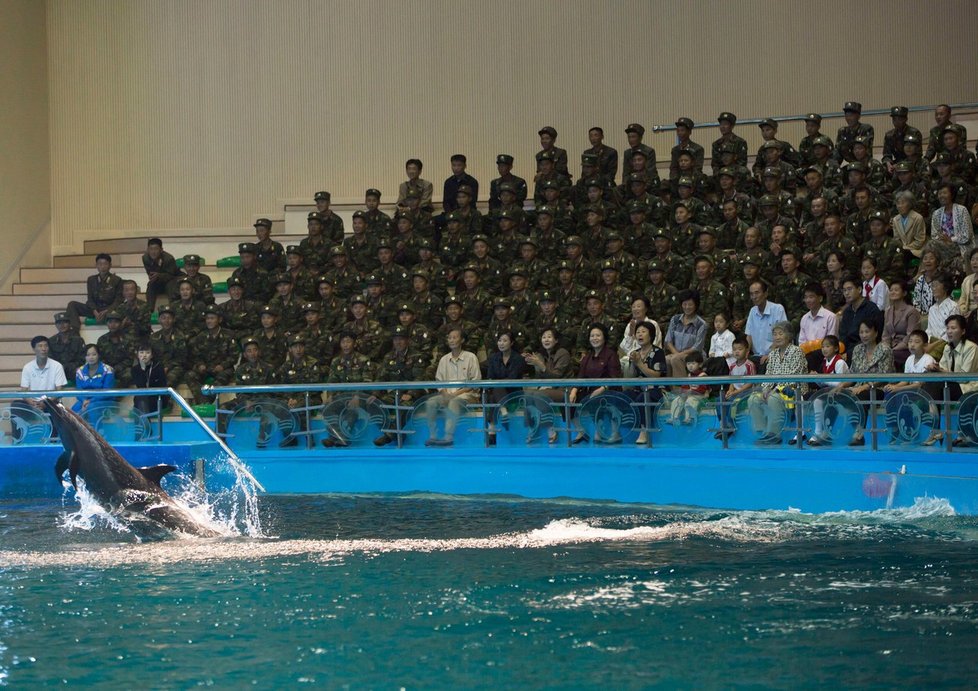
<box><xmin>836</xmin><ymin>319</ymin><xmax>894</xmax><ymax>446</ymax></box>
<box><xmin>748</xmin><ymin>321</ymin><xmax>807</xmax><ymax>445</ymax></box>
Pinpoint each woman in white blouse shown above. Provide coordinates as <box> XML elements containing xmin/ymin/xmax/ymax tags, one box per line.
<box><xmin>930</xmin><ymin>182</ymin><xmax>975</xmax><ymax>263</ymax></box>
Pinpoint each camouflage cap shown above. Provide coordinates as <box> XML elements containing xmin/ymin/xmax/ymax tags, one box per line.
<box><xmin>183</xmin><ymin>254</ymin><xmax>202</xmax><ymax>265</ymax></box>
<box><xmin>315</xmin><ymin>274</ymin><xmax>334</xmax><ymax>286</ymax></box>
<box><xmin>538</xmin><ymin>126</ymin><xmax>558</xmax><ymax>138</ymax></box>
<box><xmin>804</xmin><ymin>113</ymin><xmax>823</xmax><ymax>124</ymax></box>
<box><xmin>903</xmin><ymin>132</ymin><xmax>922</xmax><ymax>145</ymax></box>
<box><xmin>694</xmin><ymin>253</ymin><xmax>715</xmax><ymax>266</ymax></box>
<box><xmin>890</xmin><ymin>106</ymin><xmax>909</xmax><ymax>118</ymax></box>
<box><xmin>273</xmin><ymin>272</ymin><xmax>292</xmax><ymax>285</ymax></box>
<box><xmin>646</xmin><ymin>258</ymin><xmax>665</xmax><ymax>273</ymax></box>
<box><xmin>564</xmin><ymin>235</ymin><xmax>584</xmax><ymax>246</ymax></box>
<box><xmin>934</xmin><ymin>151</ymin><xmax>952</xmax><ymax>164</ymax></box>
<box><xmin>599</xmin><ymin>259</ymin><xmax>618</xmax><ymax>272</ymax></box>
<box><xmin>203</xmin><ymin>306</ymin><xmax>221</xmax><ymax>317</ymax></box>
<box><xmin>240</xmin><ymin>336</ymin><xmax>259</xmax><ymax>349</ymax></box>
<box><xmin>674</xmin><ymin>117</ymin><xmax>694</xmax><ymax>129</ymax></box>
<box><xmin>365</xmin><ymin>188</ymin><xmax>382</xmax><ymax>198</ymax></box>
<box><xmin>349</xmin><ymin>294</ymin><xmax>367</xmax><ymax>306</ymax></box>
<box><xmin>498</xmin><ymin>181</ymin><xmax>517</xmax><ymax>194</ymax></box>
<box><xmin>391</xmin><ymin>325</ymin><xmax>410</xmax><ymax>338</ymax></box>
<box><xmin>717</xmin><ymin>112</ymin><xmax>737</xmax><ymax>124</ymax></box>
<box><xmin>351</xmin><ymin>210</ymin><xmax>367</xmax><ymax>220</ymax></box>
<box><xmin>410</xmin><ymin>268</ymin><xmax>431</xmax><ymax>281</ymax></box>
<box><xmin>605</xmin><ymin>231</ymin><xmax>623</xmax><ymax>243</ymax></box>
<box><xmin>584</xmin><ymin>289</ymin><xmax>604</xmax><ymax>302</ymax></box>
<box><xmin>717</xmin><ymin>166</ymin><xmax>736</xmax><ymax>178</ymax></box>
<box><xmin>443</xmin><ymin>295</ymin><xmax>463</xmax><ymax>307</ymax></box>
<box><xmin>497</xmin><ymin>208</ymin><xmax>518</xmax><ymax>221</ymax></box>
<box><xmin>627</xmin><ymin>200</ymin><xmax>649</xmax><ymax>213</ymax></box>
<box><xmin>869</xmin><ymin>210</ymin><xmax>888</xmax><ymax>224</ymax></box>
<box><xmin>417</xmin><ymin>238</ymin><xmax>433</xmax><ymax>250</ymax></box>
<box><xmin>539</xmin><ymin>179</ymin><xmax>560</xmax><ymax>190</ymax></box>
<box><xmin>802</xmin><ymin>165</ymin><xmax>823</xmax><ymax>176</ymax></box>
<box><xmin>461</xmin><ymin>263</ymin><xmax>481</xmax><ymax>274</ymax></box>
<box><xmin>329</xmin><ymin>246</ymin><xmax>347</xmax><ymax>256</ymax></box>
<box><xmin>758</xmin><ymin>118</ymin><xmax>778</xmax><ymax>129</ymax></box>
<box><xmin>537</xmin><ymin>290</ymin><xmax>557</xmax><ymax>303</ymax></box>
<box><xmin>760</xmin><ymin>140</ymin><xmax>782</xmax><ymax>150</ymax></box>
<box><xmin>584</xmin><ymin>177</ymin><xmax>604</xmax><ymax>189</ymax></box>
<box><xmin>301</xmin><ymin>302</ymin><xmax>318</xmax><ymax>313</ymax></box>
<box><xmin>740</xmin><ymin>252</ymin><xmax>763</xmax><ymax>267</ymax></box>
<box><xmin>253</xmin><ymin>218</ymin><xmax>272</xmax><ymax>229</ymax></box>
<box><xmin>53</xmin><ymin>311</ymin><xmax>69</xmax><ymax>323</ymax></box>
<box><xmin>624</xmin><ymin>123</ymin><xmax>645</xmax><ymax>136</ymax></box>
<box><xmin>286</xmin><ymin>244</ymin><xmax>303</xmax><ymax>255</ymax></box>
<box><xmin>853</xmin><ymin>135</ymin><xmax>871</xmax><ymax>147</ymax></box>
<box><xmin>456</xmin><ymin>184</ymin><xmax>473</xmax><ymax>196</ymax></box>
<box><xmin>307</xmin><ymin>211</ymin><xmax>323</xmax><ymax>223</ymax></box>
<box><xmin>846</xmin><ymin>161</ymin><xmax>868</xmax><ymax>173</ymax></box>
<box><xmin>581</xmin><ymin>153</ymin><xmax>599</xmax><ymax>166</ymax></box>
<box><xmin>314</xmin><ymin>191</ymin><xmax>331</xmax><ymax>202</ymax></box>
<box><xmin>238</xmin><ymin>242</ymin><xmax>257</xmax><ymax>254</ymax></box>
<box><xmin>812</xmin><ymin>135</ymin><xmax>833</xmax><ymax>148</ymax></box>
<box><xmin>537</xmin><ymin>150</ymin><xmax>556</xmax><ymax>162</ymax></box>
<box><xmin>556</xmin><ymin>259</ymin><xmax>574</xmax><ymax>271</ymax></box>
<box><xmin>288</xmin><ymin>333</ymin><xmax>305</xmax><ymax>345</ymax></box>
<box><xmin>508</xmin><ymin>264</ymin><xmax>529</xmax><ymax>278</ymax></box>
<box><xmin>519</xmin><ymin>236</ymin><xmax>539</xmax><ymax>247</ymax></box>
<box><xmin>583</xmin><ymin>205</ymin><xmax>605</xmax><ymax>217</ymax></box>
<box><xmin>535</xmin><ymin>205</ymin><xmax>554</xmax><ymax>217</ymax></box>
<box><xmin>156</xmin><ymin>305</ymin><xmax>175</xmax><ymax>317</ymax></box>
<box><xmin>761</xmin><ymin>166</ymin><xmax>782</xmax><ymax>178</ymax></box>
<box><xmin>364</xmin><ymin>273</ymin><xmax>383</xmax><ymax>285</ymax></box>
<box><xmin>627</xmin><ymin>172</ymin><xmax>648</xmax><ymax>185</ymax></box>
<box><xmin>445</xmin><ymin>210</ymin><xmax>462</xmax><ymax>223</ymax></box>
<box><xmin>496</xmin><ymin>154</ymin><xmax>514</xmax><ymax>165</ymax></box>
<box><xmin>942</xmin><ymin>124</ymin><xmax>965</xmax><ymax>138</ymax></box>
<box><xmin>227</xmin><ymin>276</ymin><xmax>244</xmax><ymax>288</ymax></box>
<box><xmin>651</xmin><ymin>227</ymin><xmax>672</xmax><ymax>240</ymax></box>
<box><xmin>471</xmin><ymin>233</ymin><xmax>490</xmax><ymax>245</ymax></box>
<box><xmin>376</xmin><ymin>237</ymin><xmax>393</xmax><ymax>250</ymax></box>
<box><xmin>843</xmin><ymin>101</ymin><xmax>862</xmax><ymax>113</ymax></box>
<box><xmin>758</xmin><ymin>194</ymin><xmax>780</xmax><ymax>207</ymax></box>
<box><xmin>696</xmin><ymin>226</ymin><xmax>716</xmax><ymax>237</ymax></box>
<box><xmin>396</xmin><ymin>302</ymin><xmax>415</xmax><ymax>313</ymax></box>
<box><xmin>893</xmin><ymin>161</ymin><xmax>914</xmax><ymax>173</ymax></box>
<box><xmin>260</xmin><ymin>305</ymin><xmax>279</xmax><ymax>316</ymax></box>
<box><xmin>492</xmin><ymin>297</ymin><xmax>512</xmax><ymax>310</ymax></box>
<box><xmin>676</xmin><ymin>149</ymin><xmax>695</xmax><ymax>159</ymax></box>
<box><xmin>677</xmin><ymin>175</ymin><xmax>694</xmax><ymax>187</ymax></box>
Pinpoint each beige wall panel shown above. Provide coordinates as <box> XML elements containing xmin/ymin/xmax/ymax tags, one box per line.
<box><xmin>0</xmin><ymin>0</ymin><xmax>50</xmax><ymax>287</ymax></box>
<box><xmin>47</xmin><ymin>0</ymin><xmax>978</xmax><ymax>248</ymax></box>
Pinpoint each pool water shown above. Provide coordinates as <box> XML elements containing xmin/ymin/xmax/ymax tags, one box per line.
<box><xmin>2</xmin><ymin>492</ymin><xmax>978</xmax><ymax>687</ymax></box>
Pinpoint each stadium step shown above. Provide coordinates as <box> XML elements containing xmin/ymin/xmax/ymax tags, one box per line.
<box><xmin>14</xmin><ymin>282</ymin><xmax>85</xmax><ymax>295</ymax></box>
<box><xmin>53</xmin><ymin>252</ymin><xmax>145</xmax><ymax>269</ymax></box>
<box><xmin>0</xmin><ymin>342</ymin><xmax>33</xmax><ymax>356</ymax></box>
<box><xmin>0</xmin><ymin>309</ymin><xmax>69</xmax><ymax>325</ymax></box>
<box><xmin>0</xmin><ymin>294</ymin><xmax>75</xmax><ymax>310</ymax></box>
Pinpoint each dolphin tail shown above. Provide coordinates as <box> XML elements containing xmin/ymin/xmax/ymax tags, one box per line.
<box><xmin>55</xmin><ymin>450</ymin><xmax>78</xmax><ymax>488</ymax></box>
<box><xmin>136</xmin><ymin>464</ymin><xmax>178</xmax><ymax>488</ymax></box>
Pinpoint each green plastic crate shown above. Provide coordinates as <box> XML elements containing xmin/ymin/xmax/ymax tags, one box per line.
<box><xmin>181</xmin><ymin>404</ymin><xmax>216</xmax><ymax>418</ymax></box>
<box><xmin>84</xmin><ymin>317</ymin><xmax>98</xmax><ymax>326</ymax></box>
<box><xmin>213</xmin><ymin>281</ymin><xmax>228</xmax><ymax>293</ymax></box>
<box><xmin>215</xmin><ymin>256</ymin><xmax>241</xmax><ymax>268</ymax></box>
<box><xmin>952</xmin><ymin>289</ymin><xmax>962</xmax><ymax>300</ymax></box>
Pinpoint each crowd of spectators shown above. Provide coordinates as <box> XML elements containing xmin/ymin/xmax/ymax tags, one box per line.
<box><xmin>27</xmin><ymin>102</ymin><xmax>978</xmax><ymax>445</ymax></box>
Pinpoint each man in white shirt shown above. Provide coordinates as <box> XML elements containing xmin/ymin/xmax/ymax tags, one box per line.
<box><xmin>798</xmin><ymin>283</ymin><xmax>839</xmax><ymax>370</ymax></box>
<box><xmin>744</xmin><ymin>279</ymin><xmax>787</xmax><ymax>365</ymax></box>
<box><xmin>20</xmin><ymin>335</ymin><xmax>68</xmax><ymax>399</ymax></box>
<box><xmin>425</xmin><ymin>328</ymin><xmax>482</xmax><ymax>446</ymax></box>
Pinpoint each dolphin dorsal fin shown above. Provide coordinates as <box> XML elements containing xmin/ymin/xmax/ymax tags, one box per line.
<box><xmin>136</xmin><ymin>464</ymin><xmax>177</xmax><ymax>487</ymax></box>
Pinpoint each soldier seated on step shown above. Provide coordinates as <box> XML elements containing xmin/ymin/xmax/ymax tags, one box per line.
<box><xmin>65</xmin><ymin>253</ymin><xmax>122</xmax><ymax>333</ymax></box>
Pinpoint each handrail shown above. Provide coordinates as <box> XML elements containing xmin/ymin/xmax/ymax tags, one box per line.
<box><xmin>205</xmin><ymin>372</ymin><xmax>978</xmax><ymax>396</ymax></box>
<box><xmin>651</xmin><ymin>101</ymin><xmax>978</xmax><ymax>133</ymax></box>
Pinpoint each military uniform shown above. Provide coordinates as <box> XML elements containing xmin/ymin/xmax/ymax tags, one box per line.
<box><xmin>185</xmin><ymin>323</ymin><xmax>238</xmax><ymax>402</ymax></box>
<box><xmin>773</xmin><ymin>272</ymin><xmax>812</xmax><ymax>322</ymax></box>
<box><xmin>327</xmin><ymin>352</ymin><xmax>375</xmax><ymax>385</ymax></box>
<box><xmin>299</xmin><ymin>231</ymin><xmax>332</xmax><ymax>274</ymax></box>
<box><xmin>301</xmin><ymin>320</ymin><xmax>338</xmax><ymax>364</ymax></box>
<box><xmin>344</xmin><ymin>314</ymin><xmax>385</xmax><ymax>361</ymax></box>
<box><xmin>364</xmin><ymin>290</ymin><xmax>397</xmax><ymax>329</ymax></box>
<box><xmin>268</xmin><ymin>286</ymin><xmax>304</xmax><ymax>334</ymax></box>
<box><xmin>814</xmin><ymin>235</ymin><xmax>860</xmax><ymax>280</ymax></box>
<box><xmin>882</xmin><ymin>107</ymin><xmax>922</xmax><ymax>166</ymax></box>
<box><xmin>276</xmin><ymin>353</ymin><xmax>322</xmax><ymax>388</ymax></box>
<box><xmin>167</xmin><ymin>256</ymin><xmax>214</xmax><ymax>304</ymax></box>
<box><xmin>318</xmin><ymin>210</ymin><xmax>345</xmax><ymax>246</ymax></box>
<box><xmin>644</xmin><ymin>272</ymin><xmax>679</xmax><ymax>324</ymax></box>
<box><xmin>485</xmin><ymin>313</ymin><xmax>529</xmax><ymax>355</ymax></box>
<box><xmin>574</xmin><ymin>311</ymin><xmax>620</xmax><ymax>357</ymax></box>
<box><xmin>172</xmin><ymin>299</ymin><xmax>207</xmax><ymax>339</ymax></box>
<box><xmin>926</xmin><ymin>122</ymin><xmax>969</xmax><ymax>161</ymax></box>
<box><xmin>113</xmin><ymin>296</ymin><xmax>151</xmax><ymax>339</ymax></box>
<box><xmin>231</xmin><ymin>357</ymin><xmax>276</xmax><ymax>404</ymax></box>
<box><xmin>860</xmin><ymin>221</ymin><xmax>906</xmax><ymax>286</ymax></box>
<box><xmin>149</xmin><ymin>317</ymin><xmax>188</xmax><ymax>388</ymax></box>
<box><xmin>322</xmin><ymin>251</ymin><xmax>362</xmax><ymax>301</ymax></box>
<box><xmin>48</xmin><ymin>318</ymin><xmax>85</xmax><ymax>382</ymax></box>
<box><xmin>622</xmin><ymin>123</ymin><xmax>657</xmax><ymax>172</ymax></box>
<box><xmin>251</xmin><ymin>327</ymin><xmax>288</xmax><ymax>370</ymax></box>
<box><xmin>457</xmin><ymin>283</ymin><xmax>494</xmax><ymax>327</ymax></box>
<box><xmin>693</xmin><ymin>278</ymin><xmax>730</xmax><ymax>322</ymax></box>
<box><xmin>650</xmin><ymin>247</ymin><xmax>692</xmax><ymax>290</ymax></box>
<box><xmin>553</xmin><ymin>280</ymin><xmax>588</xmax><ymax>324</ymax></box>
<box><xmin>798</xmin><ymin>114</ymin><xmax>829</xmax><ymax>166</ymax></box>
<box><xmin>230</xmin><ymin>249</ymin><xmax>272</xmax><ymax>303</ymax></box>
<box><xmin>489</xmin><ymin>171</ymin><xmax>529</xmax><ymax>209</ymax></box>
<box><xmin>711</xmin><ymin>113</ymin><xmax>749</xmax><ymax>171</ymax></box>
<box><xmin>374</xmin><ymin>259</ymin><xmax>412</xmax><ymax>303</ymax></box>
<box><xmin>96</xmin><ymin>327</ymin><xmax>134</xmax><ymax>388</ymax></box>
<box><xmin>254</xmin><ymin>231</ymin><xmax>286</xmax><ymax>274</ymax></box>
<box><xmin>344</xmin><ymin>221</ymin><xmax>380</xmax><ymax>274</ymax></box>
<box><xmin>439</xmin><ymin>221</ymin><xmax>472</xmax><ymax>271</ymax></box>
<box><xmin>364</xmin><ymin>207</ymin><xmax>393</xmax><ymax>236</ymax></box>
<box><xmin>65</xmin><ymin>270</ymin><xmax>123</xmax><ymax>333</ymax></box>
<box><xmin>218</xmin><ymin>292</ymin><xmax>260</xmax><ymax>340</ymax></box>
<box><xmin>669</xmin><ymin>118</ymin><xmax>705</xmax><ymax>179</ymax></box>
<box><xmin>834</xmin><ymin>102</ymin><xmax>875</xmax><ymax>163</ymax></box>
<box><xmin>373</xmin><ymin>332</ymin><xmax>430</xmax><ymax>445</ymax></box>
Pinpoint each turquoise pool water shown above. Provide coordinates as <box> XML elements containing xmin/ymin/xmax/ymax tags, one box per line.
<box><xmin>2</xmin><ymin>490</ymin><xmax>978</xmax><ymax>687</ymax></box>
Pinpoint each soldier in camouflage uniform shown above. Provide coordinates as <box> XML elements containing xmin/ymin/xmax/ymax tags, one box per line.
<box><xmin>834</xmin><ymin>101</ymin><xmax>874</xmax><ymax>164</ymax></box>
<box><xmin>729</xmin><ymin>258</ymin><xmax>763</xmax><ymax>331</ymax></box>
<box><xmin>644</xmin><ymin>260</ymin><xmax>679</xmax><ymax>326</ymax></box>
<box><xmin>925</xmin><ymin>105</ymin><xmax>968</xmax><ymax>161</ymax></box>
<box><xmin>622</xmin><ymin>123</ymin><xmax>657</xmax><ymax>174</ymax></box>
<box><xmin>669</xmin><ymin>117</ymin><xmax>704</xmax><ymax>180</ymax></box>
<box><xmin>394</xmin><ymin>302</ymin><xmax>437</xmax><ymax>370</ymax></box>
<box><xmin>650</xmin><ymin>228</ymin><xmax>691</xmax><ymax>289</ymax></box>
<box><xmin>65</xmin><ymin>253</ymin><xmax>123</xmax><ymax>333</ymax></box>
<box><xmin>716</xmin><ymin>198</ymin><xmax>751</xmax><ymax>251</ymax></box>
<box><xmin>516</xmin><ymin>237</ymin><xmax>552</xmax><ymax>291</ymax></box>
<box><xmin>574</xmin><ymin>290</ymin><xmax>621</xmax><ymax>362</ymax></box>
<box><xmin>526</xmin><ymin>290</ymin><xmax>575</xmax><ymax>352</ymax></box>
<box><xmin>344</xmin><ymin>210</ymin><xmax>380</xmax><ymax>275</ymax></box>
<box><xmin>373</xmin><ymin>239</ymin><xmax>412</xmax><ymax>303</ymax></box>
<box><xmin>185</xmin><ymin>306</ymin><xmax>238</xmax><ymax>404</ymax></box>
<box><xmin>845</xmin><ymin>187</ymin><xmax>878</xmax><ymax>245</ymax></box>
<box><xmin>571</xmin><ymin>154</ymin><xmax>614</xmax><ymax>208</ymax></box>
<box><xmin>485</xmin><ymin>298</ymin><xmax>530</xmax><ymax>356</ymax></box>
<box><xmin>711</xmin><ymin>112</ymin><xmax>749</xmax><ymax>174</ymax></box>
<box><xmin>891</xmin><ymin>161</ymin><xmax>930</xmax><ymax>216</ymax></box>
<box><xmin>299</xmin><ymin>302</ymin><xmax>337</xmax><ymax>364</ymax></box>
<box><xmin>852</xmin><ymin>136</ymin><xmax>889</xmax><ymax>192</ymax></box>
<box><xmin>363</xmin><ymin>274</ymin><xmax>396</xmax><ymax>329</ymax></box>
<box><xmin>218</xmin><ymin>336</ymin><xmax>277</xmax><ymax>434</ymax></box>
<box><xmin>691</xmin><ymin>227</ymin><xmax>734</xmax><ymax>286</ymax></box>
<box><xmin>219</xmin><ymin>277</ymin><xmax>260</xmax><ymax>341</ymax></box>
<box><xmin>808</xmin><ymin>136</ymin><xmax>844</xmax><ymax>192</ymax></box>
<box><xmin>813</xmin><ymin>213</ymin><xmax>860</xmax><ymax>280</ymax></box>
<box><xmin>320</xmin><ymin>331</ymin><xmax>376</xmax><ymax>448</ymax></box>
<box><xmin>489</xmin><ymin>154</ymin><xmax>529</xmax><ymax>209</ymax></box>
<box><xmin>753</xmin><ymin>119</ymin><xmax>801</xmax><ymax>174</ymax></box>
<box><xmin>323</xmin><ymin>246</ymin><xmax>362</xmax><ymax>301</ymax></box>
<box><xmin>438</xmin><ymin>210</ymin><xmax>471</xmax><ymax>280</ymax></box>
<box><xmin>451</xmin><ymin>185</ymin><xmax>483</xmax><ymax>237</ymax></box>
<box><xmin>505</xmin><ymin>265</ymin><xmax>537</xmax><ymax>325</ymax></box>
<box><xmin>252</xmin><ymin>305</ymin><xmax>287</xmax><ymax>370</ymax></box>
<box><xmin>773</xmin><ymin>249</ymin><xmax>812</xmax><ymax>325</ymax></box>
<box><xmin>595</xmin><ymin>260</ymin><xmax>633</xmax><ymax>321</ymax></box>
<box><xmin>436</xmin><ymin>296</ymin><xmax>483</xmax><ymax>359</ymax></box>
<box><xmin>469</xmin><ymin>235</ymin><xmax>505</xmax><ymax>295</ymax></box>
<box><xmin>49</xmin><ymin>312</ymin><xmax>85</xmax><ymax>382</ymax></box>
<box><xmin>881</xmin><ymin>106</ymin><xmax>922</xmax><ymax>170</ymax></box>
<box><xmin>553</xmin><ymin>260</ymin><xmax>588</xmax><ymax>324</ymax></box>
<box><xmin>284</xmin><ymin>244</ymin><xmax>318</xmax><ymax>303</ymax></box>
<box><xmin>533</xmin><ymin>150</ymin><xmax>572</xmax><ymax>205</ymax></box>
<box><xmin>535</xmin><ymin>126</ymin><xmax>570</xmax><ymax>177</ymax></box>
<box><xmin>457</xmin><ymin>265</ymin><xmax>494</xmax><ymax>327</ymax></box>
<box><xmin>171</xmin><ymin>279</ymin><xmax>207</xmax><ymax>339</ymax></box>
<box><xmin>313</xmin><ymin>191</ymin><xmax>345</xmax><ymax>246</ymax></box>
<box><xmin>562</xmin><ymin>235</ymin><xmax>597</xmax><ymax>289</ymax></box>
<box><xmin>315</xmin><ymin>276</ymin><xmax>348</xmax><ymax>332</ymax></box>
<box><xmin>231</xmin><ymin>243</ymin><xmax>272</xmax><ymax>304</ymax></box>
<box><xmin>670</xmin><ymin>203</ymin><xmax>701</xmax><ymax>257</ymax></box>
<box><xmin>276</xmin><ymin>334</ymin><xmax>322</xmax><ymax>436</ymax></box>
<box><xmin>529</xmin><ymin>205</ymin><xmax>568</xmax><ymax>259</ymax></box>
<box><xmin>167</xmin><ymin>254</ymin><xmax>214</xmax><ymax>304</ymax></box>
<box><xmin>583</xmin><ymin>126</ymin><xmax>618</xmax><ymax>182</ymax></box>
<box><xmin>860</xmin><ymin>210</ymin><xmax>905</xmax><ymax>285</ymax></box>
<box><xmin>345</xmin><ymin>295</ymin><xmax>385</xmax><ymax>361</ymax></box>
<box><xmin>491</xmin><ymin>209</ymin><xmax>526</xmax><ymax>265</ymax></box>
<box><xmin>673</xmin><ymin>176</ymin><xmax>713</xmax><ymax>226</ymax></box>
<box><xmin>363</xmin><ymin>189</ymin><xmax>393</xmax><ymax>235</ymax></box>
<box><xmin>114</xmin><ymin>280</ymin><xmax>151</xmax><ymax>340</ymax></box>
<box><xmin>409</xmin><ymin>269</ymin><xmax>443</xmax><ymax>330</ymax></box>
<box><xmin>603</xmin><ymin>231</ymin><xmax>642</xmax><ymax>289</ymax></box>
<box><xmin>253</xmin><ymin>218</ymin><xmax>285</xmax><ymax>274</ymax></box>
<box><xmin>94</xmin><ymin>313</ymin><xmax>133</xmax><ymax>385</ymax></box>
<box><xmin>372</xmin><ymin>325</ymin><xmax>430</xmax><ymax>446</ymax></box>
<box><xmin>690</xmin><ymin>255</ymin><xmax>730</xmax><ymax>325</ymax></box>
<box><xmin>268</xmin><ymin>273</ymin><xmax>304</xmax><ymax>334</ymax></box>
<box><xmin>412</xmin><ymin>239</ymin><xmax>449</xmax><ymax>296</ymax></box>
<box><xmin>299</xmin><ymin>212</ymin><xmax>333</xmax><ymax>274</ymax></box>
<box><xmin>150</xmin><ymin>305</ymin><xmax>188</xmax><ymax>390</ymax></box>
<box><xmin>798</xmin><ymin>113</ymin><xmax>828</xmax><ymax>167</ymax></box>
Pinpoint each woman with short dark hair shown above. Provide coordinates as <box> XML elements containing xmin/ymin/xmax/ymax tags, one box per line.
<box><xmin>569</xmin><ymin>323</ymin><xmax>623</xmax><ymax>444</ymax></box>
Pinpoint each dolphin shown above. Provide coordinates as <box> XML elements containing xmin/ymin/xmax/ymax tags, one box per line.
<box><xmin>43</xmin><ymin>397</ymin><xmax>223</xmax><ymax>538</ymax></box>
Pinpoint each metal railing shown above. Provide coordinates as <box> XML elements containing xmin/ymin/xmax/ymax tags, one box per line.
<box><xmin>652</xmin><ymin>101</ymin><xmax>978</xmax><ymax>133</ymax></box>
<box><xmin>202</xmin><ymin>372</ymin><xmax>978</xmax><ymax>454</ymax></box>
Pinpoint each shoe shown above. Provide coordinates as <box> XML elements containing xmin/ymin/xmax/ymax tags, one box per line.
<box><xmin>635</xmin><ymin>432</ymin><xmax>648</xmax><ymax>445</ymax></box>
<box><xmin>952</xmin><ymin>436</ymin><xmax>971</xmax><ymax>447</ymax></box>
<box><xmin>432</xmin><ymin>438</ymin><xmax>454</xmax><ymax>447</ymax></box>
<box><xmin>922</xmin><ymin>432</ymin><xmax>943</xmax><ymax>447</ymax></box>
<box><xmin>848</xmin><ymin>436</ymin><xmax>865</xmax><ymax>447</ymax></box>
<box><xmin>756</xmin><ymin>435</ymin><xmax>781</xmax><ymax>445</ymax></box>
<box><xmin>487</xmin><ymin>433</ymin><xmax>497</xmax><ymax>446</ymax></box>
<box><xmin>373</xmin><ymin>434</ymin><xmax>392</xmax><ymax>447</ymax></box>
<box><xmin>548</xmin><ymin>430</ymin><xmax>558</xmax><ymax>444</ymax></box>
<box><xmin>807</xmin><ymin>436</ymin><xmax>824</xmax><ymax>447</ymax></box>
<box><xmin>321</xmin><ymin>438</ymin><xmax>348</xmax><ymax>448</ymax></box>
<box><xmin>572</xmin><ymin>434</ymin><xmax>589</xmax><ymax>445</ymax></box>
<box><xmin>713</xmin><ymin>431</ymin><xmax>724</xmax><ymax>440</ymax></box>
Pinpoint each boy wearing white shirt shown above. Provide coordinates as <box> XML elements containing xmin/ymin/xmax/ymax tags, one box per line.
<box><xmin>925</xmin><ymin>275</ymin><xmax>959</xmax><ymax>359</ymax></box>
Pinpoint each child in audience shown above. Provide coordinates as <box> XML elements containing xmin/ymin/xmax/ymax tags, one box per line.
<box><xmin>807</xmin><ymin>335</ymin><xmax>850</xmax><ymax>446</ymax></box>
<box><xmin>669</xmin><ymin>351</ymin><xmax>709</xmax><ymax>425</ymax></box>
<box><xmin>860</xmin><ymin>256</ymin><xmax>889</xmax><ymax>311</ymax></box>
<box><xmin>884</xmin><ymin>330</ymin><xmax>940</xmax><ymax>445</ymax></box>
<box><xmin>709</xmin><ymin>312</ymin><xmax>737</xmax><ymax>368</ymax></box>
<box><xmin>715</xmin><ymin>336</ymin><xmax>755</xmax><ymax>439</ymax></box>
